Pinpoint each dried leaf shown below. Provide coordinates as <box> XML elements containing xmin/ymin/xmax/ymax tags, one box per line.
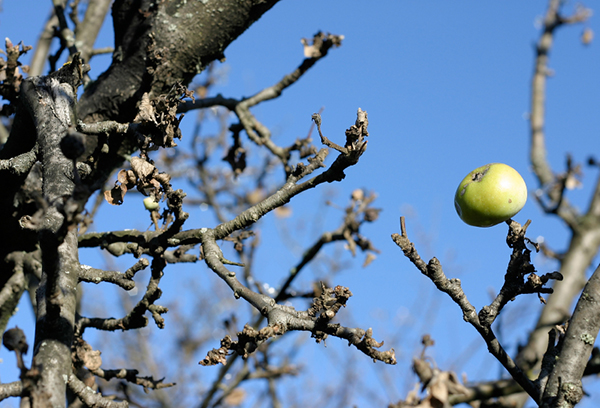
<box><xmin>427</xmin><ymin>370</ymin><xmax>469</xmax><ymax>405</ymax></box>
<box><xmin>413</xmin><ymin>357</ymin><xmax>434</xmax><ymax>385</ymax></box>
<box><xmin>565</xmin><ymin>173</ymin><xmax>582</xmax><ymax>190</ymax></box>
<box><xmin>582</xmin><ymin>28</ymin><xmax>594</xmax><ymax>45</ymax></box>
<box><xmin>405</xmin><ymin>384</ymin><xmax>421</xmax><ymax>405</ymax></box>
<box><xmin>364</xmin><ymin>208</ymin><xmax>380</xmax><ymax>222</ymax></box>
<box><xmin>117</xmin><ymin>169</ymin><xmax>129</xmax><ymax>184</ymax></box>
<box><xmin>245</xmin><ymin>188</ymin><xmax>264</xmax><ymax>205</ymax></box>
<box><xmin>131</xmin><ymin>156</ymin><xmax>156</xmax><ymax>180</ymax></box>
<box><xmin>362</xmin><ymin>253</ymin><xmax>376</xmax><ymax>267</ymax></box>
<box><xmin>223</xmin><ymin>388</ymin><xmax>246</xmax><ymax>406</ymax></box>
<box><xmin>351</xmin><ymin>188</ymin><xmax>364</xmax><ymax>201</ymax></box>
<box><xmin>429</xmin><ymin>372</ymin><xmax>449</xmax><ymax>404</ymax></box>
<box><xmin>274</xmin><ymin>205</ymin><xmax>292</xmax><ymax>218</ymax></box>
<box><xmin>343</xmin><ymin>229</ymin><xmax>356</xmax><ymax>256</ymax></box>
<box><xmin>82</xmin><ymin>348</ymin><xmax>102</xmax><ymax>371</ymax></box>
<box><xmin>126</xmin><ymin>170</ymin><xmax>137</xmax><ymax>186</ymax></box>
<box><xmin>154</xmin><ymin>172</ymin><xmax>172</xmax><ymax>186</ymax></box>
<box><xmin>76</xmin><ymin>340</ymin><xmax>102</xmax><ymax>371</ymax></box>
<box><xmin>104</xmin><ymin>186</ymin><xmax>125</xmax><ymax>205</ymax></box>
<box><xmin>444</xmin><ymin>371</ymin><xmax>469</xmax><ymax>397</ymax></box>
<box><xmin>134</xmin><ymin>92</ymin><xmax>157</xmax><ymax>123</ymax></box>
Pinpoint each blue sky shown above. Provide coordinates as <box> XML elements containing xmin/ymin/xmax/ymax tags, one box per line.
<box><xmin>1</xmin><ymin>1</ymin><xmax>599</xmax><ymax>407</ymax></box>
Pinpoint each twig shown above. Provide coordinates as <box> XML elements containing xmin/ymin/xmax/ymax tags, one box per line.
<box><xmin>67</xmin><ymin>374</ymin><xmax>129</xmax><ymax>408</ymax></box>
<box><xmin>52</xmin><ymin>0</ymin><xmax>79</xmax><ymax>57</ymax></box>
<box><xmin>78</xmin><ymin>258</ymin><xmax>149</xmax><ymax>290</ymax></box>
<box><xmin>529</xmin><ymin>0</ymin><xmax>589</xmax><ymax>227</ymax></box>
<box><xmin>0</xmin><ymin>381</ymin><xmax>23</xmax><ymax>400</ymax></box>
<box><xmin>518</xmin><ymin>0</ymin><xmax>600</xmax><ymax>378</ymax></box>
<box><xmin>76</xmin><ymin>256</ymin><xmax>167</xmax><ymax>335</ymax></box>
<box><xmin>178</xmin><ymin>33</ymin><xmax>343</xmax><ymax>174</ymax></box>
<box><xmin>0</xmin><ymin>144</ymin><xmax>38</xmax><ymax>177</ymax></box>
<box><xmin>198</xmin><ymin>190</ymin><xmax>378</xmax><ymax>407</ymax></box>
<box><xmin>392</xmin><ymin>217</ymin><xmax>540</xmax><ymax>403</ymax></box>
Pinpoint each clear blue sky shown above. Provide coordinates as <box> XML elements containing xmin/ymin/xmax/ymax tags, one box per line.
<box><xmin>1</xmin><ymin>1</ymin><xmax>599</xmax><ymax>407</ymax></box>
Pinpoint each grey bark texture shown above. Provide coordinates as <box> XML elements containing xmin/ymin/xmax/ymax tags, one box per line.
<box><xmin>0</xmin><ymin>1</ymin><xmax>280</xmax><ymax>406</ymax></box>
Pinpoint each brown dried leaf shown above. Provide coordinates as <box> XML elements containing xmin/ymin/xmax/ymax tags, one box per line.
<box><xmin>134</xmin><ymin>92</ymin><xmax>157</xmax><ymax>123</ymax></box>
<box><xmin>351</xmin><ymin>188</ymin><xmax>364</xmax><ymax>201</ymax></box>
<box><xmin>429</xmin><ymin>373</ymin><xmax>449</xmax><ymax>404</ymax></box>
<box><xmin>223</xmin><ymin>388</ymin><xmax>246</xmax><ymax>407</ymax></box>
<box><xmin>364</xmin><ymin>208</ymin><xmax>380</xmax><ymax>222</ymax></box>
<box><xmin>104</xmin><ymin>186</ymin><xmax>125</xmax><ymax>205</ymax></box>
<box><xmin>445</xmin><ymin>371</ymin><xmax>469</xmax><ymax>396</ymax></box>
<box><xmin>117</xmin><ymin>169</ymin><xmax>129</xmax><ymax>184</ymax></box>
<box><xmin>343</xmin><ymin>229</ymin><xmax>356</xmax><ymax>256</ymax></box>
<box><xmin>413</xmin><ymin>357</ymin><xmax>433</xmax><ymax>384</ymax></box>
<box><xmin>163</xmin><ymin>123</ymin><xmax>177</xmax><ymax>147</ymax></box>
<box><xmin>416</xmin><ymin>399</ymin><xmax>435</xmax><ymax>408</ymax></box>
<box><xmin>148</xmin><ymin>179</ymin><xmax>162</xmax><ymax>199</ymax></box>
<box><xmin>115</xmin><ymin>169</ymin><xmax>136</xmax><ymax>189</ymax></box>
<box><xmin>362</xmin><ymin>253</ymin><xmax>376</xmax><ymax>267</ymax></box>
<box><xmin>126</xmin><ymin>170</ymin><xmax>137</xmax><ymax>186</ymax></box>
<box><xmin>131</xmin><ymin>156</ymin><xmax>156</xmax><ymax>180</ymax></box>
<box><xmin>582</xmin><ymin>28</ymin><xmax>594</xmax><ymax>45</ymax></box>
<box><xmin>154</xmin><ymin>172</ymin><xmax>172</xmax><ymax>186</ymax></box>
<box><xmin>76</xmin><ymin>340</ymin><xmax>102</xmax><ymax>371</ymax></box>
<box><xmin>427</xmin><ymin>370</ymin><xmax>468</xmax><ymax>406</ymax></box>
<box><xmin>274</xmin><ymin>205</ymin><xmax>292</xmax><ymax>218</ymax></box>
<box><xmin>82</xmin><ymin>349</ymin><xmax>102</xmax><ymax>371</ymax></box>
<box><xmin>565</xmin><ymin>173</ymin><xmax>582</xmax><ymax>190</ymax></box>
<box><xmin>405</xmin><ymin>384</ymin><xmax>421</xmax><ymax>405</ymax></box>
<box><xmin>246</xmin><ymin>188</ymin><xmax>265</xmax><ymax>205</ymax></box>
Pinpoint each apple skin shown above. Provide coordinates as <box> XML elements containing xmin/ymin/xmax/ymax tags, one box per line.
<box><xmin>143</xmin><ymin>197</ymin><xmax>160</xmax><ymax>211</ymax></box>
<box><xmin>454</xmin><ymin>163</ymin><xmax>527</xmax><ymax>227</ymax></box>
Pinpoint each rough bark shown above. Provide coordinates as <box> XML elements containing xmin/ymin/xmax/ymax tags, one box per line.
<box><xmin>78</xmin><ymin>0</ymin><xmax>280</xmax><ymax>122</ymax></box>
<box><xmin>0</xmin><ymin>2</ymin><xmax>284</xmax><ymax>405</ymax></box>
<box><xmin>541</xmin><ymin>264</ymin><xmax>600</xmax><ymax>408</ymax></box>
<box><xmin>518</xmin><ymin>227</ymin><xmax>600</xmax><ymax>368</ymax></box>
<box><xmin>18</xmin><ymin>60</ymin><xmax>85</xmax><ymax>406</ymax></box>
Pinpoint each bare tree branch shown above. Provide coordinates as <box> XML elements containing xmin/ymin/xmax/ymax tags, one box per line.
<box><xmin>518</xmin><ymin>1</ymin><xmax>600</xmax><ymax>380</ymax></box>
<box><xmin>0</xmin><ymin>381</ymin><xmax>23</xmax><ymax>400</ymax></box>
<box><xmin>67</xmin><ymin>374</ymin><xmax>129</xmax><ymax>408</ymax></box>
<box><xmin>540</xmin><ymin>263</ymin><xmax>600</xmax><ymax>407</ymax></box>
<box><xmin>393</xmin><ymin>217</ymin><xmax>541</xmax><ymax>403</ymax></box>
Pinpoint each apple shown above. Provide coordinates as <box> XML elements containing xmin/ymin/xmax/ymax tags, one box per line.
<box><xmin>143</xmin><ymin>197</ymin><xmax>160</xmax><ymax>211</ymax></box>
<box><xmin>454</xmin><ymin>163</ymin><xmax>527</xmax><ymax>227</ymax></box>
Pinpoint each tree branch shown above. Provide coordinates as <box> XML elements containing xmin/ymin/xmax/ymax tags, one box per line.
<box><xmin>67</xmin><ymin>374</ymin><xmax>129</xmax><ymax>408</ymax></box>
<box><xmin>541</xmin><ymin>263</ymin><xmax>600</xmax><ymax>407</ymax></box>
<box><xmin>518</xmin><ymin>0</ymin><xmax>600</xmax><ymax>376</ymax></box>
<box><xmin>392</xmin><ymin>217</ymin><xmax>541</xmax><ymax>403</ymax></box>
<box><xmin>19</xmin><ymin>56</ymin><xmax>89</xmax><ymax>408</ymax></box>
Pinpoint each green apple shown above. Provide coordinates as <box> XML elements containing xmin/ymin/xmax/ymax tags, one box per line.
<box><xmin>454</xmin><ymin>163</ymin><xmax>527</xmax><ymax>227</ymax></box>
<box><xmin>143</xmin><ymin>197</ymin><xmax>160</xmax><ymax>211</ymax></box>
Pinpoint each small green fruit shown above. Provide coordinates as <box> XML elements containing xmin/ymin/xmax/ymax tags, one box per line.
<box><xmin>143</xmin><ymin>197</ymin><xmax>159</xmax><ymax>211</ymax></box>
<box><xmin>454</xmin><ymin>163</ymin><xmax>527</xmax><ymax>227</ymax></box>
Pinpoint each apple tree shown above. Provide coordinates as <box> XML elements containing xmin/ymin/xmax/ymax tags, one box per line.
<box><xmin>0</xmin><ymin>1</ymin><xmax>598</xmax><ymax>408</ymax></box>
